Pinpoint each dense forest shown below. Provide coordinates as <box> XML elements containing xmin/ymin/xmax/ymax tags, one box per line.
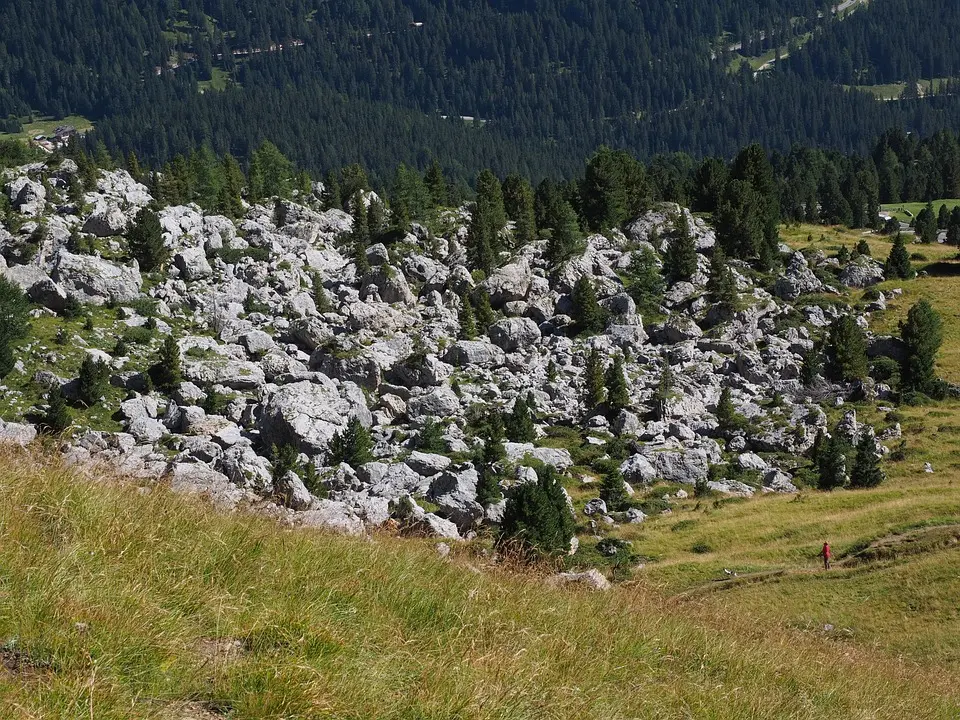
<box><xmin>3</xmin><ymin>0</ymin><xmax>960</xmax><ymax>182</ymax></box>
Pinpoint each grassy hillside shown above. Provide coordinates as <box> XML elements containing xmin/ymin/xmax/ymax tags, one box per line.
<box><xmin>0</xmin><ymin>446</ymin><xmax>958</xmax><ymax>719</ymax></box>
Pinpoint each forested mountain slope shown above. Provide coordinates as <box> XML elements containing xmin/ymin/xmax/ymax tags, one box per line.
<box><xmin>3</xmin><ymin>0</ymin><xmax>960</xmax><ymax>181</ymax></box>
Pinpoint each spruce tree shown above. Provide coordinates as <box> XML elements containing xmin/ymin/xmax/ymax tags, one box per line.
<box><xmin>424</xmin><ymin>159</ymin><xmax>448</xmax><ymax>208</ymax></box>
<box><xmin>715</xmin><ymin>386</ymin><xmax>745</xmax><ymax>435</ymax></box>
<box><xmin>127</xmin><ymin>208</ymin><xmax>168</xmax><ymax>272</ymax></box>
<box><xmin>663</xmin><ymin>214</ymin><xmax>698</xmax><ymax>284</ymax></box>
<box><xmin>850</xmin><ymin>428</ymin><xmax>885</xmax><ymax>488</ymax></box>
<box><xmin>0</xmin><ymin>276</ymin><xmax>29</xmax><ymax>378</ymax></box>
<box><xmin>41</xmin><ymin>384</ymin><xmax>71</xmax><ymax>435</ymax></box>
<box><xmin>827</xmin><ymin>315</ymin><xmax>869</xmax><ymax>383</ymax></box>
<box><xmin>605</xmin><ymin>353</ymin><xmax>630</xmax><ymax>416</ymax></box>
<box><xmin>312</xmin><ymin>274</ymin><xmax>332</xmax><ymax>314</ymax></box>
<box><xmin>544</xmin><ymin>200</ymin><xmax>583</xmax><ymax>266</ymax></box>
<box><xmin>816</xmin><ymin>433</ymin><xmax>849</xmax><ymax>490</ymax></box>
<box><xmin>706</xmin><ymin>247</ymin><xmax>736</xmax><ymax>307</ymax></box>
<box><xmin>572</xmin><ymin>277</ymin><xmax>607</xmax><ymax>335</ymax></box>
<box><xmin>473</xmin><ymin>291</ymin><xmax>495</xmax><ymax>332</ymax></box>
<box><xmin>467</xmin><ymin>169</ymin><xmax>506</xmax><ymax>273</ymax></box>
<box><xmin>498</xmin><ymin>465</ymin><xmax>575</xmax><ymax>556</ymax></box>
<box><xmin>599</xmin><ymin>469</ymin><xmax>630</xmax><ymax>512</ymax></box>
<box><xmin>321</xmin><ymin>171</ymin><xmax>342</xmax><ymax>210</ymax></box>
<box><xmin>584</xmin><ymin>347</ymin><xmax>606</xmax><ymax>410</ymax></box>
<box><xmin>459</xmin><ymin>293</ymin><xmax>477</xmax><ymax>339</ymax></box>
<box><xmin>624</xmin><ymin>246</ymin><xmax>665</xmax><ymax>314</ymax></box>
<box><xmin>885</xmin><ymin>233</ymin><xmax>913</xmax><ymax>279</ymax></box>
<box><xmin>327</xmin><ymin>416</ymin><xmax>374</xmax><ymax>468</ymax></box>
<box><xmin>900</xmin><ymin>299</ymin><xmax>943</xmax><ymax>394</ymax></box>
<box><xmin>505</xmin><ymin>393</ymin><xmax>536</xmax><ymax>443</ymax></box>
<box><xmin>653</xmin><ymin>363</ymin><xmax>674</xmax><ymax>420</ymax></box>
<box><xmin>152</xmin><ymin>335</ymin><xmax>182</xmax><ymax>393</ymax></box>
<box><xmin>271</xmin><ymin>443</ymin><xmax>301</xmax><ymax>484</ymax></box>
<box><xmin>77</xmin><ymin>355</ymin><xmax>110</xmax><ymax>407</ymax></box>
<box><xmin>855</xmin><ymin>238</ymin><xmax>871</xmax><ymax>257</ymax></box>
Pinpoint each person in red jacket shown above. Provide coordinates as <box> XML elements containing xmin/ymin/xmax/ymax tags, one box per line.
<box><xmin>820</xmin><ymin>542</ymin><xmax>831</xmax><ymax>570</ymax></box>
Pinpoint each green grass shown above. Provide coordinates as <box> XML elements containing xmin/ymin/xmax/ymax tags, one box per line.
<box><xmin>0</xmin><ymin>447</ymin><xmax>958</xmax><ymax>719</ymax></box>
<box><xmin>0</xmin><ymin>115</ymin><xmax>93</xmax><ymax>143</ymax></box>
<box><xmin>198</xmin><ymin>67</ymin><xmax>231</xmax><ymax>93</ymax></box>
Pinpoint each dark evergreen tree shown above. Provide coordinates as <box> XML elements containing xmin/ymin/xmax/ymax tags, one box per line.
<box><xmin>0</xmin><ymin>276</ymin><xmax>29</xmax><ymax>378</ymax></box>
<box><xmin>271</xmin><ymin>443</ymin><xmax>301</xmax><ymax>484</ymax></box>
<box><xmin>850</xmin><ymin>428</ymin><xmax>885</xmax><ymax>488</ymax></box>
<box><xmin>424</xmin><ymin>159</ymin><xmax>448</xmax><ymax>208</ymax></box>
<box><xmin>40</xmin><ymin>385</ymin><xmax>71</xmax><ymax>435</ymax></box>
<box><xmin>706</xmin><ymin>248</ymin><xmax>736</xmax><ymax>307</ymax></box>
<box><xmin>327</xmin><ymin>416</ymin><xmax>373</xmax><ymax>469</ymax></box>
<box><xmin>885</xmin><ymin>233</ymin><xmax>914</xmax><ymax>279</ymax></box>
<box><xmin>900</xmin><ymin>299</ymin><xmax>943</xmax><ymax>394</ymax></box>
<box><xmin>827</xmin><ymin>315</ymin><xmax>869</xmax><ymax>383</ymax></box>
<box><xmin>599</xmin><ymin>469</ymin><xmax>630</xmax><ymax>512</ymax></box>
<box><xmin>473</xmin><ymin>291</ymin><xmax>495</xmax><ymax>332</ymax></box>
<box><xmin>504</xmin><ymin>393</ymin><xmax>536</xmax><ymax>443</ymax></box>
<box><xmin>459</xmin><ymin>294</ymin><xmax>477</xmax><ymax>339</ymax></box>
<box><xmin>663</xmin><ymin>214</ymin><xmax>698</xmax><ymax>284</ymax></box>
<box><xmin>77</xmin><ymin>355</ymin><xmax>110</xmax><ymax>407</ymax></box>
<box><xmin>498</xmin><ymin>465</ymin><xmax>575</xmax><ymax>557</ymax></box>
<box><xmin>572</xmin><ymin>277</ymin><xmax>607</xmax><ymax>335</ymax></box>
<box><xmin>816</xmin><ymin>432</ymin><xmax>849</xmax><ymax>491</ymax></box>
<box><xmin>605</xmin><ymin>353</ymin><xmax>630</xmax><ymax>416</ymax></box>
<box><xmin>584</xmin><ymin>347</ymin><xmax>606</xmax><ymax>410</ymax></box>
<box><xmin>544</xmin><ymin>200</ymin><xmax>583</xmax><ymax>267</ymax></box>
<box><xmin>127</xmin><ymin>208</ymin><xmax>167</xmax><ymax>272</ymax></box>
<box><xmin>653</xmin><ymin>362</ymin><xmax>674</xmax><ymax>420</ymax></box>
<box><xmin>152</xmin><ymin>335</ymin><xmax>182</xmax><ymax>392</ymax></box>
<box><xmin>624</xmin><ymin>246</ymin><xmax>664</xmax><ymax>314</ymax></box>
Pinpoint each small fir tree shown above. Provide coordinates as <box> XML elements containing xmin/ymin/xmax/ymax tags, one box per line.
<box><xmin>41</xmin><ymin>385</ymin><xmax>71</xmax><ymax>435</ymax></box>
<box><xmin>584</xmin><ymin>347</ymin><xmax>606</xmax><ymax>410</ymax></box>
<box><xmin>77</xmin><ymin>355</ymin><xmax>110</xmax><ymax>407</ymax></box>
<box><xmin>473</xmin><ymin>291</ymin><xmax>495</xmax><ymax>332</ymax></box>
<box><xmin>827</xmin><ymin>315</ymin><xmax>869</xmax><ymax>383</ymax></box>
<box><xmin>653</xmin><ymin>362</ymin><xmax>674</xmax><ymax>420</ymax></box>
<box><xmin>498</xmin><ymin>465</ymin><xmax>575</xmax><ymax>556</ymax></box>
<box><xmin>599</xmin><ymin>469</ymin><xmax>630</xmax><ymax>512</ymax></box>
<box><xmin>900</xmin><ymin>299</ymin><xmax>943</xmax><ymax>394</ymax></box>
<box><xmin>849</xmin><ymin>428</ymin><xmax>885</xmax><ymax>488</ymax></box>
<box><xmin>271</xmin><ymin>443</ymin><xmax>301</xmax><ymax>483</ymax></box>
<box><xmin>816</xmin><ymin>432</ymin><xmax>849</xmax><ymax>490</ymax></box>
<box><xmin>706</xmin><ymin>247</ymin><xmax>737</xmax><ymax>307</ymax></box>
<box><xmin>459</xmin><ymin>294</ymin><xmax>477</xmax><ymax>339</ymax></box>
<box><xmin>885</xmin><ymin>233</ymin><xmax>913</xmax><ymax>279</ymax></box>
<box><xmin>605</xmin><ymin>353</ymin><xmax>630</xmax><ymax>416</ymax></box>
<box><xmin>504</xmin><ymin>393</ymin><xmax>536</xmax><ymax>443</ymax></box>
<box><xmin>0</xmin><ymin>276</ymin><xmax>30</xmax><ymax>378</ymax></box>
<box><xmin>327</xmin><ymin>416</ymin><xmax>373</xmax><ymax>468</ymax></box>
<box><xmin>663</xmin><ymin>214</ymin><xmax>698</xmax><ymax>284</ymax></box>
<box><xmin>152</xmin><ymin>335</ymin><xmax>183</xmax><ymax>392</ymax></box>
<box><xmin>127</xmin><ymin>208</ymin><xmax>168</xmax><ymax>272</ymax></box>
<box><xmin>625</xmin><ymin>246</ymin><xmax>665</xmax><ymax>313</ymax></box>
<box><xmin>572</xmin><ymin>277</ymin><xmax>607</xmax><ymax>335</ymax></box>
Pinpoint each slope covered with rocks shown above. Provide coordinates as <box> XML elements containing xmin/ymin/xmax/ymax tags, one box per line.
<box><xmin>0</xmin><ymin>159</ymin><xmax>905</xmax><ymax>547</ymax></box>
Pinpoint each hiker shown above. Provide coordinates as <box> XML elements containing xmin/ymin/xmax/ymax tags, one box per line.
<box><xmin>820</xmin><ymin>542</ymin><xmax>831</xmax><ymax>570</ymax></box>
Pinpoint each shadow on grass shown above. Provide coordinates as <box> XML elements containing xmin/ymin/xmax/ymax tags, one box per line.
<box><xmin>920</xmin><ymin>261</ymin><xmax>960</xmax><ymax>277</ymax></box>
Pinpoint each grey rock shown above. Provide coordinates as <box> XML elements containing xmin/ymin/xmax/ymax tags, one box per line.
<box><xmin>551</xmin><ymin>569</ymin><xmax>611</xmax><ymax>591</ymax></box>
<box><xmin>275</xmin><ymin>470</ymin><xmax>313</xmax><ymax>510</ymax></box>
<box><xmin>83</xmin><ymin>202</ymin><xmax>128</xmax><ymax>237</ymax></box>
<box><xmin>583</xmin><ymin>498</ymin><xmax>607</xmax><ymax>516</ymax></box>
<box><xmin>488</xmin><ymin>317</ymin><xmax>541</xmax><ymax>353</ymax></box>
<box><xmin>297</xmin><ymin>500</ymin><xmax>365</xmax><ymax>535</ymax></box>
<box><xmin>444</xmin><ymin>340</ymin><xmax>506</xmax><ymax>368</ymax></box>
<box><xmin>51</xmin><ymin>250</ymin><xmax>142</xmax><ymax>304</ymax></box>
<box><xmin>173</xmin><ymin>247</ymin><xmax>213</xmax><ymax>280</ymax></box>
<box><xmin>405</xmin><ymin>451</ymin><xmax>452</xmax><ymax>476</ymax></box>
<box><xmin>127</xmin><ymin>416</ymin><xmax>166</xmax><ymax>444</ymax></box>
<box><xmin>839</xmin><ymin>257</ymin><xmax>885</xmax><ymax>288</ymax></box>
<box><xmin>774</xmin><ymin>252</ymin><xmax>824</xmax><ymax>301</ymax></box>
<box><xmin>407</xmin><ymin>386</ymin><xmax>461</xmax><ymax>419</ymax></box>
<box><xmin>484</xmin><ymin>260</ymin><xmax>532</xmax><ymax>305</ymax></box>
<box><xmin>0</xmin><ymin>420</ymin><xmax>37</xmax><ymax>445</ymax></box>
<box><xmin>618</xmin><ymin>454</ymin><xmax>657</xmax><ymax>485</ymax></box>
<box><xmin>503</xmin><ymin>443</ymin><xmax>573</xmax><ymax>470</ymax></box>
<box><xmin>361</xmin><ymin>264</ymin><xmax>415</xmax><ymax>304</ymax></box>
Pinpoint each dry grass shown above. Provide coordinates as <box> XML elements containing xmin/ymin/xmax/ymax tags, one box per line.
<box><xmin>0</xmin><ymin>446</ymin><xmax>957</xmax><ymax>719</ymax></box>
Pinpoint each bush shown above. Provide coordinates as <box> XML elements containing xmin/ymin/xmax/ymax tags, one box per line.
<box><xmin>415</xmin><ymin>418</ymin><xmax>448</xmax><ymax>454</ymax></box>
<box><xmin>498</xmin><ymin>465</ymin><xmax>575</xmax><ymax>557</ymax></box>
<box><xmin>77</xmin><ymin>356</ymin><xmax>110</xmax><ymax>407</ymax></box>
<box><xmin>150</xmin><ymin>336</ymin><xmax>182</xmax><ymax>392</ymax></box>
<box><xmin>0</xmin><ymin>276</ymin><xmax>29</xmax><ymax>377</ymax></box>
<box><xmin>326</xmin><ymin>417</ymin><xmax>373</xmax><ymax>468</ymax></box>
<box><xmin>690</xmin><ymin>541</ymin><xmax>714</xmax><ymax>554</ymax></box>
<box><xmin>122</xmin><ymin>326</ymin><xmax>154</xmax><ymax>345</ymax></box>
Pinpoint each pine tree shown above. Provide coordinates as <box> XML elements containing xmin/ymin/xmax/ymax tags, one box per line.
<box><xmin>41</xmin><ymin>384</ymin><xmax>71</xmax><ymax>435</ymax></box>
<box><xmin>706</xmin><ymin>247</ymin><xmax>736</xmax><ymax>307</ymax></box>
<box><xmin>424</xmin><ymin>159</ymin><xmax>448</xmax><ymax>208</ymax></box>
<box><xmin>321</xmin><ymin>171</ymin><xmax>342</xmax><ymax>210</ymax></box>
<box><xmin>77</xmin><ymin>355</ymin><xmax>110</xmax><ymax>407</ymax></box>
<box><xmin>827</xmin><ymin>315</ymin><xmax>869</xmax><ymax>382</ymax></box>
<box><xmin>800</xmin><ymin>347</ymin><xmax>824</xmax><ymax>386</ymax></box>
<box><xmin>816</xmin><ymin>432</ymin><xmax>849</xmax><ymax>490</ymax></box>
<box><xmin>599</xmin><ymin>469</ymin><xmax>629</xmax><ymax>512</ymax></box>
<box><xmin>502</xmin><ymin>175</ymin><xmax>536</xmax><ymax>247</ymax></box>
<box><xmin>327</xmin><ymin>416</ymin><xmax>373</xmax><ymax>468</ymax></box>
<box><xmin>885</xmin><ymin>233</ymin><xmax>913</xmax><ymax>279</ymax></box>
<box><xmin>126</xmin><ymin>151</ymin><xmax>143</xmax><ymax>182</ymax></box>
<box><xmin>498</xmin><ymin>465</ymin><xmax>575</xmax><ymax>556</ymax></box>
<box><xmin>152</xmin><ymin>335</ymin><xmax>182</xmax><ymax>392</ymax></box>
<box><xmin>312</xmin><ymin>273</ymin><xmax>332</xmax><ymax>314</ymax></box>
<box><xmin>855</xmin><ymin>238</ymin><xmax>871</xmax><ymax>257</ymax></box>
<box><xmin>624</xmin><ymin>246</ymin><xmax>665</xmax><ymax>314</ymax></box>
<box><xmin>271</xmin><ymin>443</ymin><xmax>301</xmax><ymax>484</ymax></box>
<box><xmin>545</xmin><ymin>200</ymin><xmax>583</xmax><ymax>266</ymax></box>
<box><xmin>572</xmin><ymin>277</ymin><xmax>607</xmax><ymax>335</ymax></box>
<box><xmin>663</xmin><ymin>214</ymin><xmax>698</xmax><ymax>284</ymax></box>
<box><xmin>216</xmin><ymin>154</ymin><xmax>245</xmax><ymax>219</ymax></box>
<box><xmin>459</xmin><ymin>293</ymin><xmax>477</xmax><ymax>339</ymax></box>
<box><xmin>473</xmin><ymin>291</ymin><xmax>495</xmax><ymax>332</ymax></box>
<box><xmin>653</xmin><ymin>362</ymin><xmax>674</xmax><ymax>420</ymax></box>
<box><xmin>850</xmin><ymin>428</ymin><xmax>885</xmax><ymax>488</ymax></box>
<box><xmin>0</xmin><ymin>276</ymin><xmax>29</xmax><ymax>378</ymax></box>
<box><xmin>605</xmin><ymin>353</ymin><xmax>629</xmax><ymax>416</ymax></box>
<box><xmin>715</xmin><ymin>386</ymin><xmax>745</xmax><ymax>434</ymax></box>
<box><xmin>900</xmin><ymin>299</ymin><xmax>943</xmax><ymax>394</ymax></box>
<box><xmin>467</xmin><ymin>169</ymin><xmax>506</xmax><ymax>273</ymax></box>
<box><xmin>582</xmin><ymin>146</ymin><xmax>628</xmax><ymax>231</ymax></box>
<box><xmin>584</xmin><ymin>347</ymin><xmax>606</xmax><ymax>410</ymax></box>
<box><xmin>127</xmin><ymin>208</ymin><xmax>168</xmax><ymax>272</ymax></box>
<box><xmin>504</xmin><ymin>393</ymin><xmax>536</xmax><ymax>443</ymax></box>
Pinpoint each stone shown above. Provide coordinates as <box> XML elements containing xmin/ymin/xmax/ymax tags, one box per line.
<box><xmin>168</xmin><ymin>463</ymin><xmax>251</xmax><ymax>511</ymax></box>
<box><xmin>275</xmin><ymin>470</ymin><xmax>313</xmax><ymax>510</ymax></box>
<box><xmin>127</xmin><ymin>416</ymin><xmax>166</xmax><ymax>444</ymax></box>
<box><xmin>83</xmin><ymin>202</ymin><xmax>128</xmax><ymax>237</ymax></box>
<box><xmin>619</xmin><ymin>454</ymin><xmax>657</xmax><ymax>485</ymax></box>
<box><xmin>258</xmin><ymin>379</ymin><xmax>371</xmax><ymax>455</ymax></box>
<box><xmin>238</xmin><ymin>329</ymin><xmax>275</xmax><ymax>356</ymax></box>
<box><xmin>484</xmin><ymin>260</ymin><xmax>532</xmax><ymax>305</ymax></box>
<box><xmin>839</xmin><ymin>257</ymin><xmax>885</xmax><ymax>288</ymax></box>
<box><xmin>405</xmin><ymin>451</ymin><xmax>452</xmax><ymax>476</ymax></box>
<box><xmin>503</xmin><ymin>443</ymin><xmax>573</xmax><ymax>470</ymax></box>
<box><xmin>551</xmin><ymin>569</ymin><xmax>611</xmax><ymax>591</ymax></box>
<box><xmin>444</xmin><ymin>340</ymin><xmax>506</xmax><ymax>368</ymax></box>
<box><xmin>51</xmin><ymin>250</ymin><xmax>142</xmax><ymax>304</ymax></box>
<box><xmin>763</xmin><ymin>469</ymin><xmax>798</xmax><ymax>493</ymax></box>
<box><xmin>183</xmin><ymin>359</ymin><xmax>265</xmax><ymax>390</ymax></box>
<box><xmin>737</xmin><ymin>452</ymin><xmax>768</xmax><ymax>471</ymax></box>
<box><xmin>0</xmin><ymin>420</ymin><xmax>37</xmax><ymax>445</ymax></box>
<box><xmin>173</xmin><ymin>247</ymin><xmax>213</xmax><ymax>280</ymax></box>
<box><xmin>487</xmin><ymin>317</ymin><xmax>541</xmax><ymax>353</ymax></box>
<box><xmin>774</xmin><ymin>252</ymin><xmax>824</xmax><ymax>301</ymax></box>
<box><xmin>407</xmin><ymin>386</ymin><xmax>461</xmax><ymax>419</ymax></box>
<box><xmin>583</xmin><ymin>498</ymin><xmax>607</xmax><ymax>516</ymax></box>
<box><xmin>361</xmin><ymin>264</ymin><xmax>415</xmax><ymax>304</ymax></box>
<box><xmin>297</xmin><ymin>500</ymin><xmax>365</xmax><ymax>535</ymax></box>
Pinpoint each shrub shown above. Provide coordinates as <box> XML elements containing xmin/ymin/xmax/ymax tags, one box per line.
<box><xmin>77</xmin><ymin>356</ymin><xmax>110</xmax><ymax>407</ymax></box>
<box><xmin>326</xmin><ymin>417</ymin><xmax>373</xmax><ymax>468</ymax></box>
<box><xmin>415</xmin><ymin>419</ymin><xmax>448</xmax><ymax>454</ymax></box>
<box><xmin>691</xmin><ymin>541</ymin><xmax>714</xmax><ymax>554</ymax></box>
<box><xmin>498</xmin><ymin>465</ymin><xmax>575</xmax><ymax>557</ymax></box>
<box><xmin>599</xmin><ymin>469</ymin><xmax>630</xmax><ymax>512</ymax></box>
<box><xmin>150</xmin><ymin>336</ymin><xmax>182</xmax><ymax>392</ymax></box>
<box><xmin>40</xmin><ymin>385</ymin><xmax>71</xmax><ymax>435</ymax></box>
